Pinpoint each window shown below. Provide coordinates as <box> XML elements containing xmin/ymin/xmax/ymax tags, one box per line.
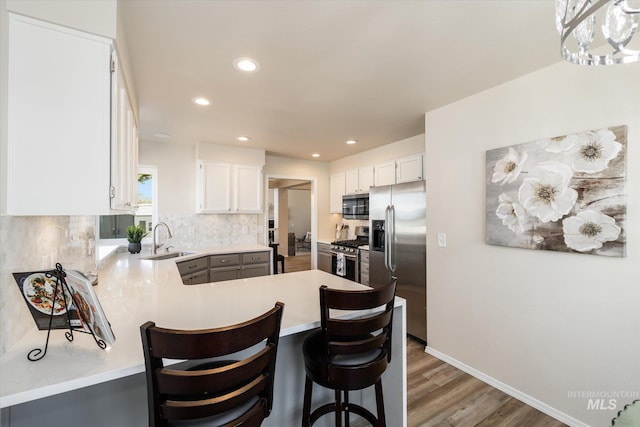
<box><xmin>97</xmin><ymin>166</ymin><xmax>158</xmax><ymax>259</ymax></box>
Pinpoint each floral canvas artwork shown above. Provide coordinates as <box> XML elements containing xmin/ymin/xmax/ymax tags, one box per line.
<box><xmin>485</xmin><ymin>125</ymin><xmax>627</xmax><ymax>257</ymax></box>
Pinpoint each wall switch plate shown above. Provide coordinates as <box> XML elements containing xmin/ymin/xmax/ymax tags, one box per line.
<box><xmin>242</xmin><ymin>226</ymin><xmax>248</xmax><ymax>234</ymax></box>
<box><xmin>437</xmin><ymin>233</ymin><xmax>447</xmax><ymax>247</ymax></box>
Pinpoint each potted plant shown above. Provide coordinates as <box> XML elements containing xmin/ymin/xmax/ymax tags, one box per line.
<box><xmin>126</xmin><ymin>224</ymin><xmax>147</xmax><ymax>254</ymax></box>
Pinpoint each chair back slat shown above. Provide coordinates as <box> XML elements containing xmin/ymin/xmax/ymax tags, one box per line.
<box><xmin>147</xmin><ymin>306</ymin><xmax>282</xmax><ymax>359</ymax></box>
<box><xmin>156</xmin><ymin>344</ymin><xmax>275</xmax><ymax>395</ymax></box>
<box><xmin>160</xmin><ymin>374</ymin><xmax>267</xmax><ymax>420</ymax></box>
<box><xmin>329</xmin><ymin>331</ymin><xmax>387</xmax><ymax>356</ymax></box>
<box><xmin>322</xmin><ymin>281</ymin><xmax>396</xmax><ymax>311</ymax></box>
<box><xmin>140</xmin><ymin>302</ymin><xmax>284</xmax><ymax>426</ymax></box>
<box><xmin>326</xmin><ymin>309</ymin><xmax>392</xmax><ymax>338</ymax></box>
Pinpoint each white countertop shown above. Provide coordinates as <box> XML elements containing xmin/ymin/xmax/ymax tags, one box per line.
<box><xmin>0</xmin><ymin>249</ymin><xmax>399</xmax><ymax>408</ymax></box>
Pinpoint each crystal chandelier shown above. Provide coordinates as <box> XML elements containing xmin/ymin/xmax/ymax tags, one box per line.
<box><xmin>556</xmin><ymin>0</ymin><xmax>640</xmax><ymax>65</ymax></box>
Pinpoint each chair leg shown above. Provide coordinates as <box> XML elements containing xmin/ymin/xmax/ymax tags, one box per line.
<box><xmin>344</xmin><ymin>390</ymin><xmax>350</xmax><ymax>427</ymax></box>
<box><xmin>302</xmin><ymin>375</ymin><xmax>313</xmax><ymax>427</ymax></box>
<box><xmin>335</xmin><ymin>389</ymin><xmax>342</xmax><ymax>427</ymax></box>
<box><xmin>375</xmin><ymin>380</ymin><xmax>386</xmax><ymax>427</ymax></box>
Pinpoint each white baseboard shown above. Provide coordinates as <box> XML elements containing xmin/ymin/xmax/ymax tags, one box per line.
<box><xmin>424</xmin><ymin>346</ymin><xmax>589</xmax><ymax>427</ymax></box>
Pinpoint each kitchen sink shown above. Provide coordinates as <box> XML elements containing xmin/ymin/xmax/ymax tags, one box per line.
<box><xmin>140</xmin><ymin>252</ymin><xmax>195</xmax><ymax>261</ymax></box>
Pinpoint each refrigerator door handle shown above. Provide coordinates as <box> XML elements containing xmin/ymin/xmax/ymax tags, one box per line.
<box><xmin>389</xmin><ymin>204</ymin><xmax>397</xmax><ymax>273</ymax></box>
<box><xmin>384</xmin><ymin>205</ymin><xmax>391</xmax><ymax>271</ymax></box>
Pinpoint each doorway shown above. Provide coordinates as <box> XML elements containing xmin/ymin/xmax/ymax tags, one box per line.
<box><xmin>265</xmin><ymin>176</ymin><xmax>316</xmax><ymax>270</ymax></box>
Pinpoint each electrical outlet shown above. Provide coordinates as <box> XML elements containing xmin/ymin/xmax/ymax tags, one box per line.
<box><xmin>437</xmin><ymin>233</ymin><xmax>447</xmax><ymax>248</ymax></box>
<box><xmin>188</xmin><ymin>227</ymin><xmax>195</xmax><ymax>236</ymax></box>
<box><xmin>242</xmin><ymin>226</ymin><xmax>249</xmax><ymax>234</ymax></box>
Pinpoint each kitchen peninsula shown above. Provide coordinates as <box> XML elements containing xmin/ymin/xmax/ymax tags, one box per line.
<box><xmin>0</xmin><ymin>248</ymin><xmax>407</xmax><ymax>427</ymax></box>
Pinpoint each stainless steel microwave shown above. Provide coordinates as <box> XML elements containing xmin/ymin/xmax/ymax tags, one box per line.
<box><xmin>342</xmin><ymin>193</ymin><xmax>369</xmax><ymax>219</ymax></box>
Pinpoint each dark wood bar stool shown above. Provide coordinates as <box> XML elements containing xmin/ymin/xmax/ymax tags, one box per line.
<box><xmin>269</xmin><ymin>243</ymin><xmax>285</xmax><ymax>274</ymax></box>
<box><xmin>301</xmin><ymin>280</ymin><xmax>397</xmax><ymax>427</ymax></box>
<box><xmin>140</xmin><ymin>302</ymin><xmax>284</xmax><ymax>427</ymax></box>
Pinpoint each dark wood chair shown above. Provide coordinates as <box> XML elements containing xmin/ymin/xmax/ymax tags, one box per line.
<box><xmin>269</xmin><ymin>243</ymin><xmax>285</xmax><ymax>274</ymax></box>
<box><xmin>301</xmin><ymin>280</ymin><xmax>397</xmax><ymax>427</ymax></box>
<box><xmin>140</xmin><ymin>302</ymin><xmax>284</xmax><ymax>427</ymax></box>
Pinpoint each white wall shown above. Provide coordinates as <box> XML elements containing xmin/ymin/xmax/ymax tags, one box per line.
<box><xmin>138</xmin><ymin>141</ymin><xmax>196</xmax><ymax>214</ymax></box>
<box><xmin>424</xmin><ymin>61</ymin><xmax>640</xmax><ymax>426</ymax></box>
<box><xmin>288</xmin><ymin>189</ymin><xmax>311</xmax><ymax>239</ymax></box>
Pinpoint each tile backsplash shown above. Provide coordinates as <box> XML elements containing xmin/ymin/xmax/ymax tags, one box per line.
<box><xmin>158</xmin><ymin>213</ymin><xmax>258</xmax><ymax>249</ymax></box>
<box><xmin>0</xmin><ymin>215</ymin><xmax>97</xmax><ymax>355</ymax></box>
<box><xmin>0</xmin><ymin>213</ymin><xmax>260</xmax><ymax>355</ymax></box>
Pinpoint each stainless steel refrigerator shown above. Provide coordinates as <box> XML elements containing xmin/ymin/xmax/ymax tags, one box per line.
<box><xmin>369</xmin><ymin>180</ymin><xmax>427</xmax><ymax>342</ymax></box>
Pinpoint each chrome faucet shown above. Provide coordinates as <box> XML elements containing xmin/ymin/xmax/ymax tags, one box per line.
<box><xmin>152</xmin><ymin>222</ymin><xmax>173</xmax><ymax>254</ymax></box>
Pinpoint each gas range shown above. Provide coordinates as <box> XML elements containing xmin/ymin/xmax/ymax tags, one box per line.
<box><xmin>330</xmin><ymin>236</ymin><xmax>369</xmax><ymax>255</ymax></box>
<box><xmin>330</xmin><ymin>239</ymin><xmax>362</xmax><ymax>255</ymax></box>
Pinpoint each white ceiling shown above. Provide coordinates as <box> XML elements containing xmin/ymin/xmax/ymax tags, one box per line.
<box><xmin>120</xmin><ymin>0</ymin><xmax>561</xmax><ymax>162</ymax></box>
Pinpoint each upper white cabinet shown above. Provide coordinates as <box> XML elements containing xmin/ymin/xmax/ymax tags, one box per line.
<box><xmin>198</xmin><ymin>161</ymin><xmax>262</xmax><ymax>213</ymax></box>
<box><xmin>395</xmin><ymin>153</ymin><xmax>423</xmax><ymax>183</ymax></box>
<box><xmin>374</xmin><ymin>154</ymin><xmax>424</xmax><ymax>186</ymax></box>
<box><xmin>345</xmin><ymin>166</ymin><xmax>374</xmax><ymax>194</ymax></box>
<box><xmin>374</xmin><ymin>161</ymin><xmax>396</xmax><ymax>187</ymax></box>
<box><xmin>329</xmin><ymin>173</ymin><xmax>346</xmax><ymax>213</ymax></box>
<box><xmin>110</xmin><ymin>52</ymin><xmax>138</xmax><ymax>211</ymax></box>
<box><xmin>5</xmin><ymin>14</ymin><xmax>113</xmax><ymax>215</ymax></box>
<box><xmin>234</xmin><ymin>164</ymin><xmax>263</xmax><ymax>212</ymax></box>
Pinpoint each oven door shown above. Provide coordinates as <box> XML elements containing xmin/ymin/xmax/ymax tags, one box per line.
<box><xmin>330</xmin><ymin>251</ymin><xmax>359</xmax><ymax>282</ymax></box>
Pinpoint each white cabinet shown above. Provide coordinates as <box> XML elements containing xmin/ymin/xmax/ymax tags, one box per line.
<box><xmin>345</xmin><ymin>166</ymin><xmax>374</xmax><ymax>194</ymax></box>
<box><xmin>234</xmin><ymin>164</ymin><xmax>263</xmax><ymax>212</ymax></box>
<box><xmin>330</xmin><ymin>173</ymin><xmax>346</xmax><ymax>213</ymax></box>
<box><xmin>374</xmin><ymin>154</ymin><xmax>424</xmax><ymax>186</ymax></box>
<box><xmin>396</xmin><ymin>153</ymin><xmax>423</xmax><ymax>183</ymax></box>
<box><xmin>5</xmin><ymin>14</ymin><xmax>113</xmax><ymax>215</ymax></box>
<box><xmin>110</xmin><ymin>52</ymin><xmax>138</xmax><ymax>211</ymax></box>
<box><xmin>374</xmin><ymin>161</ymin><xmax>396</xmax><ymax>187</ymax></box>
<box><xmin>198</xmin><ymin>161</ymin><xmax>262</xmax><ymax>213</ymax></box>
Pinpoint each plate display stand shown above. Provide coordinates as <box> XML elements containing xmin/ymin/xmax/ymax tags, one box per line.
<box><xmin>27</xmin><ymin>263</ymin><xmax>106</xmax><ymax>362</ymax></box>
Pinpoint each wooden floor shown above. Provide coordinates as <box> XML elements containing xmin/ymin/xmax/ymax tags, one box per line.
<box><xmin>407</xmin><ymin>338</ymin><xmax>566</xmax><ymax>427</ymax></box>
<box><xmin>282</xmin><ymin>253</ymin><xmax>311</xmax><ymax>273</ymax></box>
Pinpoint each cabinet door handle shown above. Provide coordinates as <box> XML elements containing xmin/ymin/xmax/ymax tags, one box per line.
<box><xmin>219</xmin><ymin>259</ymin><xmax>227</xmax><ymax>263</ymax></box>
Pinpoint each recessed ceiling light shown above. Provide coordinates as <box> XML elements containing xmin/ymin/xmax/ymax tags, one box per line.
<box><xmin>312</xmin><ymin>153</ymin><xmax>320</xmax><ymax>158</ymax></box>
<box><xmin>345</xmin><ymin>139</ymin><xmax>358</xmax><ymax>145</ymax></box>
<box><xmin>237</xmin><ymin>136</ymin><xmax>251</xmax><ymax>142</ymax></box>
<box><xmin>153</xmin><ymin>133</ymin><xmax>171</xmax><ymax>139</ymax></box>
<box><xmin>192</xmin><ymin>97</ymin><xmax>211</xmax><ymax>106</ymax></box>
<box><xmin>233</xmin><ymin>57</ymin><xmax>260</xmax><ymax>73</ymax></box>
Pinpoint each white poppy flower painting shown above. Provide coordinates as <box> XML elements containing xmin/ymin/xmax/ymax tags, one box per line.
<box><xmin>486</xmin><ymin>125</ymin><xmax>626</xmax><ymax>258</ymax></box>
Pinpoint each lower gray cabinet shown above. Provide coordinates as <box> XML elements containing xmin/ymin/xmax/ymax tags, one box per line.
<box><xmin>177</xmin><ymin>257</ymin><xmax>209</xmax><ymax>285</ymax></box>
<box><xmin>241</xmin><ymin>252</ymin><xmax>270</xmax><ymax>278</ymax></box>
<box><xmin>182</xmin><ymin>268</ymin><xmax>209</xmax><ymax>285</ymax></box>
<box><xmin>179</xmin><ymin>251</ymin><xmax>271</xmax><ymax>285</ymax></box>
<box><xmin>208</xmin><ymin>251</ymin><xmax>271</xmax><ymax>283</ymax></box>
<box><xmin>210</xmin><ymin>266</ymin><xmax>241</xmax><ymax>282</ymax></box>
<box><xmin>317</xmin><ymin>242</ymin><xmax>331</xmax><ymax>273</ymax></box>
<box><xmin>360</xmin><ymin>249</ymin><xmax>369</xmax><ymax>286</ymax></box>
